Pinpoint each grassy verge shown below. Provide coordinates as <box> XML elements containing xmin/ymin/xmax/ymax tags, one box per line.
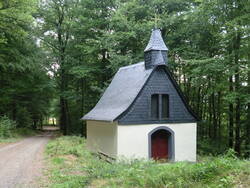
<box><xmin>44</xmin><ymin>136</ymin><xmax>250</xmax><ymax>188</ymax></box>
<box><xmin>0</xmin><ymin>128</ymin><xmax>39</xmax><ymax>144</ymax></box>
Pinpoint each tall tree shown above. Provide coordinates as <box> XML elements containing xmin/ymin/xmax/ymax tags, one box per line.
<box><xmin>0</xmin><ymin>0</ymin><xmax>54</xmax><ymax>128</ymax></box>
<box><xmin>38</xmin><ymin>0</ymin><xmax>79</xmax><ymax>134</ymax></box>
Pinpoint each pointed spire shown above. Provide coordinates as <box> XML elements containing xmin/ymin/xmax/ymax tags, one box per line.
<box><xmin>144</xmin><ymin>29</ymin><xmax>168</xmax><ymax>52</ymax></box>
<box><xmin>144</xmin><ymin>29</ymin><xmax>168</xmax><ymax>69</ymax></box>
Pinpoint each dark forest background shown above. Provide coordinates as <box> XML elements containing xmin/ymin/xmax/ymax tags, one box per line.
<box><xmin>0</xmin><ymin>0</ymin><xmax>249</xmax><ymax>157</ymax></box>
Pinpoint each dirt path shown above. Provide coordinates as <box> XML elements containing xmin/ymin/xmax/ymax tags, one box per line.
<box><xmin>0</xmin><ymin>131</ymin><xmax>55</xmax><ymax>188</ymax></box>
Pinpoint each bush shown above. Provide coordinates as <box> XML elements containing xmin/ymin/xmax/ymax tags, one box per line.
<box><xmin>197</xmin><ymin>138</ymin><xmax>229</xmax><ymax>156</ymax></box>
<box><xmin>16</xmin><ymin>107</ymin><xmax>32</xmax><ymax>128</ymax></box>
<box><xmin>0</xmin><ymin>116</ymin><xmax>16</xmax><ymax>138</ymax></box>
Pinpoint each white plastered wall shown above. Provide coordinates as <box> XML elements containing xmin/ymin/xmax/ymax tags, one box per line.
<box><xmin>86</xmin><ymin>120</ymin><xmax>117</xmax><ymax>158</ymax></box>
<box><xmin>117</xmin><ymin>123</ymin><xmax>196</xmax><ymax>162</ymax></box>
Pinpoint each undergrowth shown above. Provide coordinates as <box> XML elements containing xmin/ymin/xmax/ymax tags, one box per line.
<box><xmin>0</xmin><ymin>116</ymin><xmax>38</xmax><ymax>143</ymax></box>
<box><xmin>45</xmin><ymin>136</ymin><xmax>250</xmax><ymax>188</ymax></box>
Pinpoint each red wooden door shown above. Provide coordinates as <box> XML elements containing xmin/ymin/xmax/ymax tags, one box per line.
<box><xmin>151</xmin><ymin>130</ymin><xmax>168</xmax><ymax>160</ymax></box>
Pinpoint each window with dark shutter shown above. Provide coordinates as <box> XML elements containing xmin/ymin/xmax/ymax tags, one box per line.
<box><xmin>162</xmin><ymin>94</ymin><xmax>169</xmax><ymax>118</ymax></box>
<box><xmin>151</xmin><ymin>94</ymin><xmax>159</xmax><ymax>118</ymax></box>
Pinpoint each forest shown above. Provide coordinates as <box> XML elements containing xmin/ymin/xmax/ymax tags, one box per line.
<box><xmin>0</xmin><ymin>0</ymin><xmax>249</xmax><ymax>157</ymax></box>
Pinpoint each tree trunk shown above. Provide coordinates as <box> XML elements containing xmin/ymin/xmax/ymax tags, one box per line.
<box><xmin>208</xmin><ymin>95</ymin><xmax>212</xmax><ymax>138</ymax></box>
<box><xmin>229</xmin><ymin>76</ymin><xmax>234</xmax><ymax>148</ymax></box>
<box><xmin>81</xmin><ymin>78</ymin><xmax>87</xmax><ymax>137</ymax></box>
<box><xmin>57</xmin><ymin>5</ymin><xmax>70</xmax><ymax>135</ymax></box>
<box><xmin>246</xmin><ymin>68</ymin><xmax>250</xmax><ymax>157</ymax></box>
<box><xmin>33</xmin><ymin>120</ymin><xmax>37</xmax><ymax>130</ymax></box>
<box><xmin>60</xmin><ymin>70</ymin><xmax>70</xmax><ymax>135</ymax></box>
<box><xmin>217</xmin><ymin>91</ymin><xmax>221</xmax><ymax>139</ymax></box>
<box><xmin>12</xmin><ymin>101</ymin><xmax>16</xmax><ymax>121</ymax></box>
<box><xmin>234</xmin><ymin>32</ymin><xmax>241</xmax><ymax>154</ymax></box>
<box><xmin>212</xmin><ymin>92</ymin><xmax>217</xmax><ymax>139</ymax></box>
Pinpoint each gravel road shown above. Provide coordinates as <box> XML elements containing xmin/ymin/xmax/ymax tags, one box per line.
<box><xmin>0</xmin><ymin>131</ymin><xmax>54</xmax><ymax>188</ymax></box>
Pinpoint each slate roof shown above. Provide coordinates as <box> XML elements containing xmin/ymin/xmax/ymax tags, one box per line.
<box><xmin>144</xmin><ymin>29</ymin><xmax>168</xmax><ymax>52</ymax></box>
<box><xmin>82</xmin><ymin>62</ymin><xmax>153</xmax><ymax>121</ymax></box>
<box><xmin>82</xmin><ymin>62</ymin><xmax>198</xmax><ymax>122</ymax></box>
<box><xmin>82</xmin><ymin>29</ymin><xmax>198</xmax><ymax>122</ymax></box>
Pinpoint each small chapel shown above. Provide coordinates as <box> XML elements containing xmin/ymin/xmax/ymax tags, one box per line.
<box><xmin>82</xmin><ymin>29</ymin><xmax>198</xmax><ymax>162</ymax></box>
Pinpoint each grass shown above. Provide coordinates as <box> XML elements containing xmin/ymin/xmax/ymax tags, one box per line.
<box><xmin>44</xmin><ymin>136</ymin><xmax>250</xmax><ymax>188</ymax></box>
<box><xmin>0</xmin><ymin>128</ymin><xmax>39</xmax><ymax>144</ymax></box>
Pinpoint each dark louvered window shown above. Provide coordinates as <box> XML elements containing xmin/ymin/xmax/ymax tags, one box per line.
<box><xmin>151</xmin><ymin>94</ymin><xmax>159</xmax><ymax>118</ymax></box>
<box><xmin>162</xmin><ymin>94</ymin><xmax>169</xmax><ymax>118</ymax></box>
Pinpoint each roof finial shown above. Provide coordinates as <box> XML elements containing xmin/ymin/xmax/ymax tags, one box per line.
<box><xmin>154</xmin><ymin>13</ymin><xmax>160</xmax><ymax>29</ymax></box>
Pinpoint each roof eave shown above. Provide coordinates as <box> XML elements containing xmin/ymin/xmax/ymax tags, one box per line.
<box><xmin>81</xmin><ymin>117</ymin><xmax>115</xmax><ymax>123</ymax></box>
<box><xmin>144</xmin><ymin>48</ymin><xmax>168</xmax><ymax>52</ymax></box>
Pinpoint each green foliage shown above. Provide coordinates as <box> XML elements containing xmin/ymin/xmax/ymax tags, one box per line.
<box><xmin>13</xmin><ymin>127</ymin><xmax>37</xmax><ymax>137</ymax></box>
<box><xmin>197</xmin><ymin>137</ymin><xmax>229</xmax><ymax>155</ymax></box>
<box><xmin>0</xmin><ymin>115</ymin><xmax>37</xmax><ymax>143</ymax></box>
<box><xmin>0</xmin><ymin>0</ymin><xmax>54</xmax><ymax>131</ymax></box>
<box><xmin>45</xmin><ymin>136</ymin><xmax>250</xmax><ymax>188</ymax></box>
<box><xmin>36</xmin><ymin>0</ymin><xmax>250</xmax><ymax>156</ymax></box>
<box><xmin>0</xmin><ymin>129</ymin><xmax>38</xmax><ymax>143</ymax></box>
<box><xmin>1</xmin><ymin>0</ymin><xmax>250</xmax><ymax>159</ymax></box>
<box><xmin>0</xmin><ymin>116</ymin><xmax>16</xmax><ymax>138</ymax></box>
<box><xmin>16</xmin><ymin>107</ymin><xmax>32</xmax><ymax>128</ymax></box>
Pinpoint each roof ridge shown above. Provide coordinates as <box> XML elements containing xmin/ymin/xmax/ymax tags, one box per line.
<box><xmin>119</xmin><ymin>62</ymin><xmax>144</xmax><ymax>70</ymax></box>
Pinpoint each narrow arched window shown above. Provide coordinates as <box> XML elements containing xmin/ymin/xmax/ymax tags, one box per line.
<box><xmin>151</xmin><ymin>94</ymin><xmax>159</xmax><ymax>118</ymax></box>
<box><xmin>162</xmin><ymin>94</ymin><xmax>169</xmax><ymax>118</ymax></box>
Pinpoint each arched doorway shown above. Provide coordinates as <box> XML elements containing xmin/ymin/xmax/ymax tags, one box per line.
<box><xmin>149</xmin><ymin>127</ymin><xmax>174</xmax><ymax>160</ymax></box>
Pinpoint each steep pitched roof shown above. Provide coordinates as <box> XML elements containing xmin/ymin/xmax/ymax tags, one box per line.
<box><xmin>82</xmin><ymin>29</ymin><xmax>198</xmax><ymax>122</ymax></box>
<box><xmin>144</xmin><ymin>29</ymin><xmax>168</xmax><ymax>52</ymax></box>
<box><xmin>115</xmin><ymin>65</ymin><xmax>198</xmax><ymax>123</ymax></box>
<box><xmin>82</xmin><ymin>62</ymin><xmax>153</xmax><ymax>121</ymax></box>
<box><xmin>82</xmin><ymin>62</ymin><xmax>198</xmax><ymax>122</ymax></box>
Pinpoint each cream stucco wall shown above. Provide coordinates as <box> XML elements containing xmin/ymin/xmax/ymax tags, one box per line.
<box><xmin>117</xmin><ymin>123</ymin><xmax>196</xmax><ymax>162</ymax></box>
<box><xmin>86</xmin><ymin>120</ymin><xmax>117</xmax><ymax>157</ymax></box>
<box><xmin>86</xmin><ymin>121</ymin><xmax>196</xmax><ymax>162</ymax></box>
